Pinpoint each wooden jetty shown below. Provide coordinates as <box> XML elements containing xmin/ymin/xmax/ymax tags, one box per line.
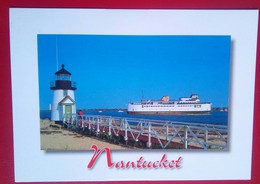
<box><xmin>62</xmin><ymin>114</ymin><xmax>228</xmax><ymax>150</ymax></box>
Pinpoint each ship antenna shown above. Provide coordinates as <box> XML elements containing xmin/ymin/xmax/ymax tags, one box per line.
<box><xmin>142</xmin><ymin>90</ymin><xmax>144</xmax><ymax>100</ymax></box>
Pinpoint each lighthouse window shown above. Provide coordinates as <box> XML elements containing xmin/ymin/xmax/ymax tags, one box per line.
<box><xmin>57</xmin><ymin>74</ymin><xmax>70</xmax><ymax>81</ymax></box>
<box><xmin>63</xmin><ymin>90</ymin><xmax>68</xmax><ymax>96</ymax></box>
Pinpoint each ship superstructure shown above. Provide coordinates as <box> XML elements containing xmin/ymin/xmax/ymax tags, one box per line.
<box><xmin>127</xmin><ymin>94</ymin><xmax>211</xmax><ymax>115</ymax></box>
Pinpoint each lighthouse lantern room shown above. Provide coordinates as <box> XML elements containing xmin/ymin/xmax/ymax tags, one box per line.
<box><xmin>50</xmin><ymin>64</ymin><xmax>77</xmax><ymax>123</ymax></box>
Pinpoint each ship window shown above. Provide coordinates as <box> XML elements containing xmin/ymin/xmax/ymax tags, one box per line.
<box><xmin>194</xmin><ymin>105</ymin><xmax>201</xmax><ymax>108</ymax></box>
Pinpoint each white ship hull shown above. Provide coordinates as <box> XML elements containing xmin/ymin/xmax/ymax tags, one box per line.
<box><xmin>127</xmin><ymin>103</ymin><xmax>211</xmax><ymax>115</ymax></box>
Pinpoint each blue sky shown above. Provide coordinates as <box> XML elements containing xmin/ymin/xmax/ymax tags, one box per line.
<box><xmin>38</xmin><ymin>35</ymin><xmax>231</xmax><ymax>109</ymax></box>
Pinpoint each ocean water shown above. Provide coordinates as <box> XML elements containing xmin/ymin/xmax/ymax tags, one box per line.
<box><xmin>40</xmin><ymin>110</ymin><xmax>228</xmax><ymax>126</ymax></box>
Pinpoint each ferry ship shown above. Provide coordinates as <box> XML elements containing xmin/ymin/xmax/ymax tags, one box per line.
<box><xmin>127</xmin><ymin>94</ymin><xmax>211</xmax><ymax>115</ymax></box>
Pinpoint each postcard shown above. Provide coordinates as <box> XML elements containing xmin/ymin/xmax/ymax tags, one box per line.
<box><xmin>9</xmin><ymin>8</ymin><xmax>258</xmax><ymax>182</ymax></box>
<box><xmin>38</xmin><ymin>34</ymin><xmax>230</xmax><ymax>151</ymax></box>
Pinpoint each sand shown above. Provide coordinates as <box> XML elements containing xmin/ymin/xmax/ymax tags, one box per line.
<box><xmin>40</xmin><ymin>119</ymin><xmax>128</xmax><ymax>150</ymax></box>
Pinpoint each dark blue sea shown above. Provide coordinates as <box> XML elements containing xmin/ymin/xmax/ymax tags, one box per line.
<box><xmin>40</xmin><ymin>110</ymin><xmax>228</xmax><ymax>126</ymax></box>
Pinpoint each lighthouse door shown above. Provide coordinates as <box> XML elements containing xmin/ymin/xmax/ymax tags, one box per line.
<box><xmin>65</xmin><ymin>105</ymin><xmax>72</xmax><ymax>118</ymax></box>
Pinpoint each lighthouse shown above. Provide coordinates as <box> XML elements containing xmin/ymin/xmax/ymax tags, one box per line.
<box><xmin>50</xmin><ymin>64</ymin><xmax>77</xmax><ymax>123</ymax></box>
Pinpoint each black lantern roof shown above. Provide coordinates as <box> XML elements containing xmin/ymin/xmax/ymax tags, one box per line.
<box><xmin>55</xmin><ymin>64</ymin><xmax>71</xmax><ymax>75</ymax></box>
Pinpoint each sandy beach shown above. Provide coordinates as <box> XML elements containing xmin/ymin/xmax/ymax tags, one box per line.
<box><xmin>40</xmin><ymin>119</ymin><xmax>129</xmax><ymax>150</ymax></box>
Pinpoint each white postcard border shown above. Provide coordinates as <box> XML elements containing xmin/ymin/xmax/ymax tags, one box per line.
<box><xmin>9</xmin><ymin>9</ymin><xmax>258</xmax><ymax>182</ymax></box>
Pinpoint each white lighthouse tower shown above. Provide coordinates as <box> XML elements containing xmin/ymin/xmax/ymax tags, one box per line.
<box><xmin>50</xmin><ymin>64</ymin><xmax>77</xmax><ymax>123</ymax></box>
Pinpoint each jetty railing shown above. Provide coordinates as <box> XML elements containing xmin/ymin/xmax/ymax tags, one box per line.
<box><xmin>63</xmin><ymin>114</ymin><xmax>228</xmax><ymax>150</ymax></box>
